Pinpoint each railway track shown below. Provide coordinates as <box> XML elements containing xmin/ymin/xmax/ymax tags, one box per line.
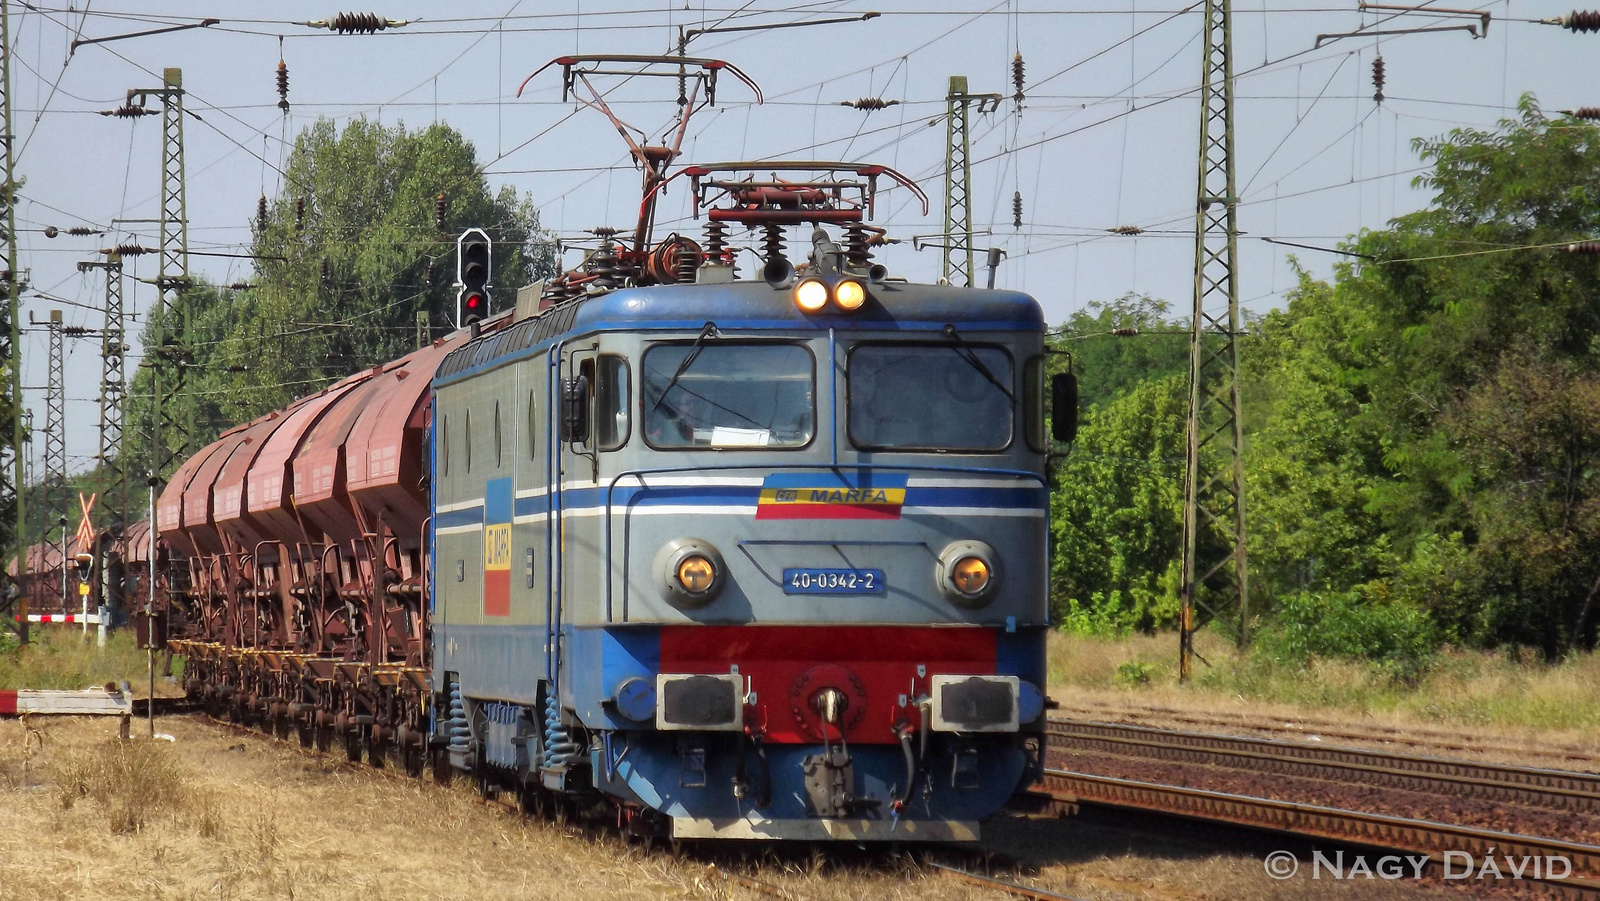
<box><xmin>1051</xmin><ymin>702</ymin><xmax>1600</xmax><ymax>766</ymax></box>
<box><xmin>1047</xmin><ymin>718</ymin><xmax>1600</xmax><ymax>813</ymax></box>
<box><xmin>1036</xmin><ymin>769</ymin><xmax>1600</xmax><ymax>899</ymax></box>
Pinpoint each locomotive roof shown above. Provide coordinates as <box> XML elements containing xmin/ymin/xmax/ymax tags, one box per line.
<box><xmin>436</xmin><ymin>279</ymin><xmax>1043</xmax><ymax>385</ymax></box>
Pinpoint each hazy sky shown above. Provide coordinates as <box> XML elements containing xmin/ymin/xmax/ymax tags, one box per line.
<box><xmin>7</xmin><ymin>1</ymin><xmax>1593</xmax><ymax>478</ymax></box>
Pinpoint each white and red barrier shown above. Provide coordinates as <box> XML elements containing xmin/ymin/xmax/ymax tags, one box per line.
<box><xmin>14</xmin><ymin>606</ymin><xmax>110</xmax><ymax>646</ymax></box>
<box><xmin>18</xmin><ymin>613</ymin><xmax>102</xmax><ymax>624</ymax></box>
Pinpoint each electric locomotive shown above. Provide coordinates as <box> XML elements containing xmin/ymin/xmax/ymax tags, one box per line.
<box><xmin>154</xmin><ymin>54</ymin><xmax>1068</xmax><ymax>843</ymax></box>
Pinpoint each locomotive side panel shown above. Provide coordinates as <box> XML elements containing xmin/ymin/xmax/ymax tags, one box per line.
<box><xmin>433</xmin><ymin>354</ymin><xmax>549</xmax><ymax>706</ymax></box>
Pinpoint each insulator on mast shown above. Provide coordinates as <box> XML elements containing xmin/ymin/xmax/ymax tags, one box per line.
<box><xmin>277</xmin><ymin>60</ymin><xmax>290</xmax><ymax>112</ymax></box>
<box><xmin>1109</xmin><ymin>225</ymin><xmax>1144</xmax><ymax>236</ymax></box>
<box><xmin>305</xmin><ymin>12</ymin><xmax>410</xmax><ymax>34</ymax></box>
<box><xmin>66</xmin><ymin>226</ymin><xmax>97</xmax><ymax>236</ymax></box>
<box><xmin>320</xmin><ymin>258</ymin><xmax>330</xmax><ymax>283</ymax></box>
<box><xmin>1111</xmin><ymin>327</ymin><xmax>1141</xmax><ymax>337</ymax></box>
<box><xmin>1556</xmin><ymin>9</ymin><xmax>1600</xmax><ymax>31</ymax></box>
<box><xmin>1012</xmin><ymin>51</ymin><xmax>1026</xmax><ymax>104</ymax></box>
<box><xmin>1012</xmin><ymin>191</ymin><xmax>1023</xmax><ymax>229</ymax></box>
<box><xmin>1564</xmin><ymin>107</ymin><xmax>1600</xmax><ymax>119</ymax></box>
<box><xmin>1372</xmin><ymin>56</ymin><xmax>1386</xmax><ymax>104</ymax></box>
<box><xmin>436</xmin><ymin>193</ymin><xmax>447</xmax><ymax>232</ymax></box>
<box><xmin>295</xmin><ymin>198</ymin><xmax>306</xmax><ymax>232</ymax></box>
<box><xmin>1565</xmin><ymin>241</ymin><xmax>1600</xmax><ymax>254</ymax></box>
<box><xmin>840</xmin><ymin>98</ymin><xmax>899</xmax><ymax>111</ymax></box>
<box><xmin>257</xmin><ymin>195</ymin><xmax>269</xmax><ymax>235</ymax></box>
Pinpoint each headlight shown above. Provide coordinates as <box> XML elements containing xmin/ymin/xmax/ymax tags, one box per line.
<box><xmin>654</xmin><ymin>538</ymin><xmax>727</xmax><ymax>608</ymax></box>
<box><xmin>834</xmin><ymin>279</ymin><xmax>867</xmax><ymax>310</ymax></box>
<box><xmin>936</xmin><ymin>540</ymin><xmax>1000</xmax><ymax>607</ymax></box>
<box><xmin>951</xmin><ymin>556</ymin><xmax>990</xmax><ymax>594</ymax></box>
<box><xmin>676</xmin><ymin>555</ymin><xmax>716</xmax><ymax>594</ymax></box>
<box><xmin>794</xmin><ymin>278</ymin><xmax>828</xmax><ymax>312</ymax></box>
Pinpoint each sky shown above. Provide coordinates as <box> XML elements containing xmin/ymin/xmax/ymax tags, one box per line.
<box><xmin>6</xmin><ymin>0</ymin><xmax>1595</xmax><ymax>482</ymax></box>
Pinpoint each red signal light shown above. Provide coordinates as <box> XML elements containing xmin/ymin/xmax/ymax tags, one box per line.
<box><xmin>466</xmin><ymin>292</ymin><xmax>483</xmax><ymax>310</ymax></box>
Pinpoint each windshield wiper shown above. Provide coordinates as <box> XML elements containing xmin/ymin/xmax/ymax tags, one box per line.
<box><xmin>942</xmin><ymin>323</ymin><xmax>1014</xmax><ymax>403</ymax></box>
<box><xmin>651</xmin><ymin>321</ymin><xmax>720</xmax><ymax>411</ymax></box>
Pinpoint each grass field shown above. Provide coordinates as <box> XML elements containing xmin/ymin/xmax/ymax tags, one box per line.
<box><xmin>1047</xmin><ymin>629</ymin><xmax>1600</xmax><ymax>739</ymax></box>
<box><xmin>0</xmin><ymin>629</ymin><xmax>179</xmax><ymax>693</ymax></box>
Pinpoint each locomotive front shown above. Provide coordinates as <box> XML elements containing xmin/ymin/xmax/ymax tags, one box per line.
<box><xmin>579</xmin><ymin>274</ymin><xmax>1048</xmax><ymax>841</ymax></box>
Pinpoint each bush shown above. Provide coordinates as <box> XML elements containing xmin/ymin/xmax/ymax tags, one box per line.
<box><xmin>1262</xmin><ymin>589</ymin><xmax>1438</xmax><ymax>680</ymax></box>
<box><xmin>1114</xmin><ymin>661</ymin><xmax>1155</xmax><ymax>688</ymax></box>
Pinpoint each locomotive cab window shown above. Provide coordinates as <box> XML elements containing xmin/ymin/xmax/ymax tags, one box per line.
<box><xmin>642</xmin><ymin>342</ymin><xmax>813</xmax><ymax>449</ymax></box>
<box><xmin>848</xmin><ymin>342</ymin><xmax>1014</xmax><ymax>452</ymax></box>
<box><xmin>593</xmin><ymin>355</ymin><xmax>630</xmax><ymax>451</ymax></box>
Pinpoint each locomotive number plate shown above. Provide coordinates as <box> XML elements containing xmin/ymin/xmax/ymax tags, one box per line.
<box><xmin>782</xmin><ymin>568</ymin><xmax>885</xmax><ymax>595</ymax></box>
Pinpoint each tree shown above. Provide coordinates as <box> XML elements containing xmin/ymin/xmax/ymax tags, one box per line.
<box><xmin>126</xmin><ymin>118</ymin><xmax>558</xmax><ymax>466</ymax></box>
<box><xmin>1049</xmin><ymin>374</ymin><xmax>1187</xmax><ymax>633</ymax></box>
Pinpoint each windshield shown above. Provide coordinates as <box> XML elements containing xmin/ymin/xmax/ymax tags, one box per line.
<box><xmin>849</xmin><ymin>343</ymin><xmax>1014</xmax><ymax>451</ymax></box>
<box><xmin>642</xmin><ymin>343</ymin><xmax>814</xmax><ymax>448</ymax></box>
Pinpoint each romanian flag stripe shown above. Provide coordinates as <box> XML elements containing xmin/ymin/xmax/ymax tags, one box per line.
<box><xmin>755</xmin><ymin>474</ymin><xmax>909</xmax><ymax>520</ymax></box>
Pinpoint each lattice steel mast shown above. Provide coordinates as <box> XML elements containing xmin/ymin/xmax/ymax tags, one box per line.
<box><xmin>79</xmin><ymin>253</ymin><xmax>126</xmax><ymax>529</ymax></box>
<box><xmin>127</xmin><ymin>69</ymin><xmax>191</xmax><ymax>480</ymax></box>
<box><xmin>942</xmin><ymin>77</ymin><xmax>1000</xmax><ymax>287</ymax></box>
<box><xmin>43</xmin><ymin>311</ymin><xmax>64</xmax><ymax>543</ymax></box>
<box><xmin>1</xmin><ymin>0</ymin><xmax>24</xmax><ymax>640</ymax></box>
<box><xmin>1180</xmin><ymin>0</ymin><xmax>1250</xmax><ymax>682</ymax></box>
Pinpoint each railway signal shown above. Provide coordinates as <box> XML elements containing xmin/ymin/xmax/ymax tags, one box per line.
<box><xmin>456</xmin><ymin>228</ymin><xmax>490</xmax><ymax>328</ymax></box>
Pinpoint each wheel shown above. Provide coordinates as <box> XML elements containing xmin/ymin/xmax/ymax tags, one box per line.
<box><xmin>431</xmin><ymin>748</ymin><xmax>454</xmax><ymax>785</ymax></box>
<box><xmin>402</xmin><ymin>742</ymin><xmax>424</xmax><ymax>778</ymax></box>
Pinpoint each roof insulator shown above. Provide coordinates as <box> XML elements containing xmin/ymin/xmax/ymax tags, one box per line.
<box><xmin>1109</xmin><ymin>225</ymin><xmax>1144</xmax><ymax>236</ymax></box>
<box><xmin>276</xmin><ymin>60</ymin><xmax>290</xmax><ymax>113</ymax></box>
<box><xmin>306</xmin><ymin>12</ymin><xmax>410</xmax><ymax>34</ymax></box>
<box><xmin>840</xmin><ymin>97</ymin><xmax>899</xmax><ymax>111</ymax></box>
<box><xmin>1372</xmin><ymin>56</ymin><xmax>1386</xmax><ymax>104</ymax></box>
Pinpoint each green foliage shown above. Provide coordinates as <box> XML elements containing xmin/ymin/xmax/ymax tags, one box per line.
<box><xmin>1113</xmin><ymin>660</ymin><xmax>1155</xmax><ymax>688</ymax></box>
<box><xmin>125</xmin><ymin>118</ymin><xmax>557</xmax><ymax>465</ymax></box>
<box><xmin>1259</xmin><ymin>589</ymin><xmax>1438</xmax><ymax>677</ymax></box>
<box><xmin>1050</xmin><ymin>95</ymin><xmax>1600</xmax><ymax>662</ymax></box>
<box><xmin>1049</xmin><ymin>374</ymin><xmax>1187</xmax><ymax>634</ymax></box>
<box><xmin>1049</xmin><ymin>294</ymin><xmax>1188</xmax><ymax>411</ymax></box>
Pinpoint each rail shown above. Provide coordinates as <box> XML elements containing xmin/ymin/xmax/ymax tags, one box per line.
<box><xmin>1046</xmin><ymin>718</ymin><xmax>1600</xmax><ymax>812</ymax></box>
<box><xmin>1038</xmin><ymin>769</ymin><xmax>1600</xmax><ymax>898</ymax></box>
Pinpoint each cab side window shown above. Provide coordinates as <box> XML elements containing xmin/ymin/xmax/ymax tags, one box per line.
<box><xmin>593</xmin><ymin>355</ymin><xmax>631</xmax><ymax>451</ymax></box>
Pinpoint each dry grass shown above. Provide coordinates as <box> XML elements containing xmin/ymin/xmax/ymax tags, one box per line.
<box><xmin>1046</xmin><ymin>630</ymin><xmax>1600</xmax><ymax>759</ymax></box>
<box><xmin>0</xmin><ymin>715</ymin><xmax>1462</xmax><ymax>901</ymax></box>
<box><xmin>0</xmin><ymin>628</ymin><xmax>182</xmax><ymax>693</ymax></box>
